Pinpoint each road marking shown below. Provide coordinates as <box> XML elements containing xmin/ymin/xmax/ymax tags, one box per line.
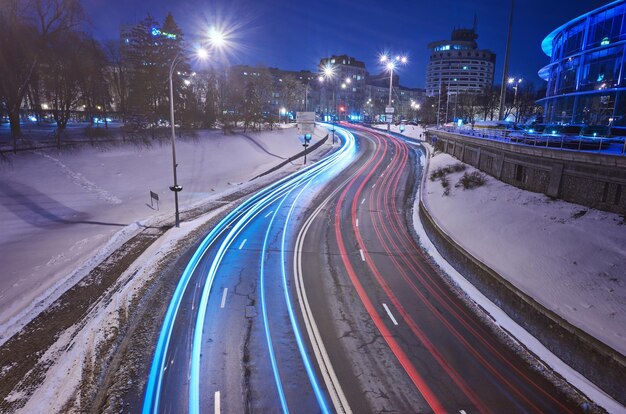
<box><xmin>214</xmin><ymin>391</ymin><xmax>221</xmax><ymax>414</ymax></box>
<box><xmin>383</xmin><ymin>303</ymin><xmax>398</xmax><ymax>325</ymax></box>
<box><xmin>460</xmin><ymin>411</ymin><xmax>467</xmax><ymax>414</ymax></box>
<box><xmin>295</xmin><ymin>181</ymin><xmax>355</xmax><ymax>414</ymax></box>
<box><xmin>238</xmin><ymin>239</ymin><xmax>247</xmax><ymax>250</ymax></box>
<box><xmin>372</xmin><ymin>183</ymin><xmax>376</xmax><ymax>188</ymax></box>
<box><xmin>220</xmin><ymin>288</ymin><xmax>228</xmax><ymax>308</ymax></box>
<box><xmin>359</xmin><ymin>249</ymin><xmax>365</xmax><ymax>262</ymax></box>
<box><xmin>264</xmin><ymin>210</ymin><xmax>273</xmax><ymax>218</ymax></box>
<box><xmin>356</xmin><ymin>218</ymin><xmax>359</xmax><ymax>227</ymax></box>
<box><xmin>361</xmin><ymin>198</ymin><xmax>365</xmax><ymax>205</ymax></box>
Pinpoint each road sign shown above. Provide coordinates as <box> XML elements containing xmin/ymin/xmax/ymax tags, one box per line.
<box><xmin>297</xmin><ymin>112</ymin><xmax>315</xmax><ymax>123</ymax></box>
<box><xmin>297</xmin><ymin>111</ymin><xmax>315</xmax><ymax>135</ymax></box>
<box><xmin>385</xmin><ymin>106</ymin><xmax>395</xmax><ymax>114</ymax></box>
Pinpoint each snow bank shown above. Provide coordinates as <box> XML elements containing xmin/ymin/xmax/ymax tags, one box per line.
<box><xmin>422</xmin><ymin>151</ymin><xmax>626</xmax><ymax>356</ymax></box>
<box><xmin>0</xmin><ymin>125</ymin><xmax>328</xmax><ymax>343</ymax></box>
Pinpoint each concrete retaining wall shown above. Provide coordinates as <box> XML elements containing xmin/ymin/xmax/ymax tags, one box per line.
<box><xmin>425</xmin><ymin>130</ymin><xmax>626</xmax><ymax>215</ymax></box>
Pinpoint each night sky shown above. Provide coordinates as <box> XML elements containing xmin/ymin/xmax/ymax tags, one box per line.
<box><xmin>82</xmin><ymin>0</ymin><xmax>603</xmax><ymax>88</ymax></box>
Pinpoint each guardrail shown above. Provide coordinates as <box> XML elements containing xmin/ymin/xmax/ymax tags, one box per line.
<box><xmin>435</xmin><ymin>126</ymin><xmax>626</xmax><ymax>156</ymax></box>
<box><xmin>252</xmin><ymin>133</ymin><xmax>329</xmax><ymax>180</ymax></box>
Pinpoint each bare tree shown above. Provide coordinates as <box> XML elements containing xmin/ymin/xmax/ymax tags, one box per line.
<box><xmin>42</xmin><ymin>31</ymin><xmax>90</xmax><ymax>146</ymax></box>
<box><xmin>0</xmin><ymin>0</ymin><xmax>82</xmax><ymax>145</ymax></box>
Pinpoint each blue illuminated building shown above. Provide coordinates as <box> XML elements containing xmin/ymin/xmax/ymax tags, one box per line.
<box><xmin>425</xmin><ymin>23</ymin><xmax>496</xmax><ymax>97</ymax></box>
<box><xmin>538</xmin><ymin>0</ymin><xmax>626</xmax><ymax>127</ymax></box>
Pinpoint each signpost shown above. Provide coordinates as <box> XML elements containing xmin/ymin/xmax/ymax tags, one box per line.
<box><xmin>385</xmin><ymin>106</ymin><xmax>394</xmax><ymax>131</ymax></box>
<box><xmin>150</xmin><ymin>191</ymin><xmax>159</xmax><ymax>210</ymax></box>
<box><xmin>303</xmin><ymin>133</ymin><xmax>311</xmax><ymax>164</ymax></box>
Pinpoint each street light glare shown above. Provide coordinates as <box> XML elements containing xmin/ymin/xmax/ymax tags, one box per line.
<box><xmin>197</xmin><ymin>48</ymin><xmax>209</xmax><ymax>59</ymax></box>
<box><xmin>400</xmin><ymin>56</ymin><xmax>408</xmax><ymax>64</ymax></box>
<box><xmin>208</xmin><ymin>28</ymin><xmax>226</xmax><ymax>48</ymax></box>
<box><xmin>322</xmin><ymin>64</ymin><xmax>335</xmax><ymax>79</ymax></box>
<box><xmin>386</xmin><ymin>62</ymin><xmax>395</xmax><ymax>71</ymax></box>
<box><xmin>380</xmin><ymin>54</ymin><xmax>388</xmax><ymax>63</ymax></box>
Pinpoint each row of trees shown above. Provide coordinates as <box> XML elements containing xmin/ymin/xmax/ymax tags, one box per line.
<box><xmin>1</xmin><ymin>1</ymin><xmax>543</xmax><ymax>146</ymax></box>
<box><xmin>417</xmin><ymin>83</ymin><xmax>543</xmax><ymax>126</ymax></box>
<box><xmin>0</xmin><ymin>2</ymin><xmax>312</xmax><ymax>144</ymax></box>
<box><xmin>0</xmin><ymin>0</ymin><xmax>86</xmax><ymax>140</ymax></box>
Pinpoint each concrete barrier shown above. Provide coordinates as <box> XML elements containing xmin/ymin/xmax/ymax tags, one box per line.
<box><xmin>425</xmin><ymin>129</ymin><xmax>626</xmax><ymax>214</ymax></box>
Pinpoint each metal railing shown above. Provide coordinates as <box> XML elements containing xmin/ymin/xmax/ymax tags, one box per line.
<box><xmin>433</xmin><ymin>126</ymin><xmax>626</xmax><ymax>156</ymax></box>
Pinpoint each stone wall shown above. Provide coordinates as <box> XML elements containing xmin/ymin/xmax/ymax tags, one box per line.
<box><xmin>426</xmin><ymin>130</ymin><xmax>626</xmax><ymax>214</ymax></box>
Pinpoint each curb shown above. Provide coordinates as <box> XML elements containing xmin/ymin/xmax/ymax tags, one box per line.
<box><xmin>251</xmin><ymin>133</ymin><xmax>329</xmax><ymax>180</ymax></box>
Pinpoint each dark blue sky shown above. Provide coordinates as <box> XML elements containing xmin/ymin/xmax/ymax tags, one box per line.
<box><xmin>83</xmin><ymin>0</ymin><xmax>602</xmax><ymax>88</ymax></box>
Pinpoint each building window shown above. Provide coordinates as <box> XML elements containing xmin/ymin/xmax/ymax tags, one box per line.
<box><xmin>587</xmin><ymin>5</ymin><xmax>625</xmax><ymax>49</ymax></box>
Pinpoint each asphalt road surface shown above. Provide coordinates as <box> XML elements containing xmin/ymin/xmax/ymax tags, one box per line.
<box><xmin>142</xmin><ymin>124</ymin><xmax>585</xmax><ymax>413</ymax></box>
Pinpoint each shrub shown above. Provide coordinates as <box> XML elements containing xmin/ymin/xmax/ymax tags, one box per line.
<box><xmin>429</xmin><ymin>163</ymin><xmax>466</xmax><ymax>181</ymax></box>
<box><xmin>456</xmin><ymin>171</ymin><xmax>486</xmax><ymax>190</ymax></box>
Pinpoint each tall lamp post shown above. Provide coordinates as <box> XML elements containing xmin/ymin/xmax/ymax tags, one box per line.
<box><xmin>165</xmin><ymin>28</ymin><xmax>224</xmax><ymax>227</ymax></box>
<box><xmin>319</xmin><ymin>63</ymin><xmax>338</xmax><ymax>144</ymax></box>
<box><xmin>410</xmin><ymin>101</ymin><xmax>420</xmax><ymax>122</ymax></box>
<box><xmin>380</xmin><ymin>54</ymin><xmax>408</xmax><ymax>131</ymax></box>
<box><xmin>508</xmin><ymin>77</ymin><xmax>522</xmax><ymax>123</ymax></box>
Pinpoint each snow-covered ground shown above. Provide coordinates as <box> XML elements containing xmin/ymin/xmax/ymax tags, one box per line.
<box><xmin>0</xmin><ymin>125</ymin><xmax>328</xmax><ymax>344</ymax></box>
<box><xmin>423</xmin><ymin>151</ymin><xmax>626</xmax><ymax>355</ymax></box>
<box><xmin>379</xmin><ymin>123</ymin><xmax>626</xmax><ymax>356</ymax></box>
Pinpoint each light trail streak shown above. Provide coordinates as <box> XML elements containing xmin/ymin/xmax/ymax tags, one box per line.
<box><xmin>143</xmin><ymin>124</ymin><xmax>356</xmax><ymax>413</ymax></box>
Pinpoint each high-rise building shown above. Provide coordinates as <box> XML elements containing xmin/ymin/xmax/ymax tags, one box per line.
<box><xmin>318</xmin><ymin>55</ymin><xmax>369</xmax><ymax>117</ymax></box>
<box><xmin>425</xmin><ymin>25</ymin><xmax>496</xmax><ymax>97</ymax></box>
<box><xmin>537</xmin><ymin>0</ymin><xmax>625</xmax><ymax>127</ymax></box>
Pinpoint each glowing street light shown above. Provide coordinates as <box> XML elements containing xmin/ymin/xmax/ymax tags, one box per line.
<box><xmin>161</xmin><ymin>24</ymin><xmax>224</xmax><ymax>228</ymax></box>
<box><xmin>319</xmin><ymin>63</ymin><xmax>339</xmax><ymax>143</ymax></box>
<box><xmin>197</xmin><ymin>48</ymin><xmax>209</xmax><ymax>59</ymax></box>
<box><xmin>508</xmin><ymin>77</ymin><xmax>522</xmax><ymax>122</ymax></box>
<box><xmin>208</xmin><ymin>28</ymin><xmax>226</xmax><ymax>48</ymax></box>
<box><xmin>381</xmin><ymin>53</ymin><xmax>408</xmax><ymax>131</ymax></box>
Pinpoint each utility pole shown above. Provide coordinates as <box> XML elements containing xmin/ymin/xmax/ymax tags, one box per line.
<box><xmin>498</xmin><ymin>0</ymin><xmax>515</xmax><ymax>121</ymax></box>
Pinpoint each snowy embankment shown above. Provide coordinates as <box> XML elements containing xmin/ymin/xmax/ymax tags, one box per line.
<box><xmin>0</xmin><ymin>125</ymin><xmax>327</xmax><ymax>344</ymax></box>
<box><xmin>378</xmin><ymin>124</ymin><xmax>626</xmax><ymax>411</ymax></box>
<box><xmin>422</xmin><ymin>152</ymin><xmax>626</xmax><ymax>356</ymax></box>
<box><xmin>377</xmin><ymin>123</ymin><xmax>626</xmax><ymax>356</ymax></box>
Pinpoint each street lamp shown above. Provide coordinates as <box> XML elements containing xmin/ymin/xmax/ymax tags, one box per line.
<box><xmin>165</xmin><ymin>29</ymin><xmax>226</xmax><ymax>227</ymax></box>
<box><xmin>508</xmin><ymin>77</ymin><xmax>522</xmax><ymax>123</ymax></box>
<box><xmin>380</xmin><ymin>53</ymin><xmax>408</xmax><ymax>131</ymax></box>
<box><xmin>410</xmin><ymin>101</ymin><xmax>420</xmax><ymax>122</ymax></box>
<box><xmin>280</xmin><ymin>107</ymin><xmax>287</xmax><ymax>124</ymax></box>
<box><xmin>319</xmin><ymin>63</ymin><xmax>338</xmax><ymax>143</ymax></box>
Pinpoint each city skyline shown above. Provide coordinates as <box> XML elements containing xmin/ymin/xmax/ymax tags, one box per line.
<box><xmin>83</xmin><ymin>0</ymin><xmax>600</xmax><ymax>88</ymax></box>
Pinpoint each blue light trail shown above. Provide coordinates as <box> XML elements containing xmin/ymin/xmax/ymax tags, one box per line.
<box><xmin>143</xmin><ymin>125</ymin><xmax>356</xmax><ymax>414</ymax></box>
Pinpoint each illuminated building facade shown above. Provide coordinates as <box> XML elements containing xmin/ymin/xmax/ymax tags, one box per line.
<box><xmin>425</xmin><ymin>26</ymin><xmax>496</xmax><ymax>97</ymax></box>
<box><xmin>538</xmin><ymin>0</ymin><xmax>626</xmax><ymax>126</ymax></box>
